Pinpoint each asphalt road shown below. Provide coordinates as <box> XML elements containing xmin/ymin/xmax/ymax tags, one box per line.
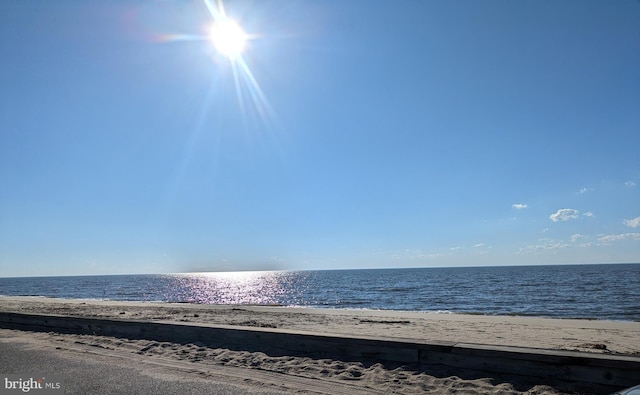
<box><xmin>0</xmin><ymin>337</ymin><xmax>287</xmax><ymax>395</ymax></box>
<box><xmin>0</xmin><ymin>328</ymin><xmax>383</xmax><ymax>395</ymax></box>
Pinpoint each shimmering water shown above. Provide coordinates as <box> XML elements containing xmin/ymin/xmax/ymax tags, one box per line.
<box><xmin>1</xmin><ymin>264</ymin><xmax>639</xmax><ymax>321</ymax></box>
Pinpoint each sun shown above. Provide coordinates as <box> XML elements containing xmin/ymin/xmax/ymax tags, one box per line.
<box><xmin>210</xmin><ymin>18</ymin><xmax>248</xmax><ymax>59</ymax></box>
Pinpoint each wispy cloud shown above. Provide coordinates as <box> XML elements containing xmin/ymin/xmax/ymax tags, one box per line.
<box><xmin>570</xmin><ymin>234</ymin><xmax>584</xmax><ymax>242</ymax></box>
<box><xmin>582</xmin><ymin>211</ymin><xmax>594</xmax><ymax>218</ymax></box>
<box><xmin>518</xmin><ymin>238</ymin><xmax>570</xmax><ymax>254</ymax></box>
<box><xmin>623</xmin><ymin>216</ymin><xmax>640</xmax><ymax>228</ymax></box>
<box><xmin>390</xmin><ymin>249</ymin><xmax>443</xmax><ymax>261</ymax></box>
<box><xmin>542</xmin><ymin>241</ymin><xmax>570</xmax><ymax>250</ymax></box>
<box><xmin>472</xmin><ymin>243</ymin><xmax>492</xmax><ymax>254</ymax></box>
<box><xmin>597</xmin><ymin>233</ymin><xmax>640</xmax><ymax>244</ymax></box>
<box><xmin>512</xmin><ymin>203</ymin><xmax>528</xmax><ymax>209</ymax></box>
<box><xmin>577</xmin><ymin>242</ymin><xmax>596</xmax><ymax>248</ymax></box>
<box><xmin>549</xmin><ymin>208</ymin><xmax>580</xmax><ymax>222</ymax></box>
<box><xmin>577</xmin><ymin>187</ymin><xmax>593</xmax><ymax>194</ymax></box>
<box><xmin>625</xmin><ymin>181</ymin><xmax>636</xmax><ymax>188</ymax></box>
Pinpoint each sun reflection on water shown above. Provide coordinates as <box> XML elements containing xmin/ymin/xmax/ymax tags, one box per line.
<box><xmin>164</xmin><ymin>271</ymin><xmax>305</xmax><ymax>305</ymax></box>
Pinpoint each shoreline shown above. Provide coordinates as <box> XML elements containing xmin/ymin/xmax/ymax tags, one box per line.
<box><xmin>6</xmin><ymin>295</ymin><xmax>636</xmax><ymax>323</ymax></box>
<box><xmin>0</xmin><ymin>294</ymin><xmax>640</xmax><ymax>323</ymax></box>
<box><xmin>2</xmin><ymin>294</ymin><xmax>637</xmax><ymax>323</ymax></box>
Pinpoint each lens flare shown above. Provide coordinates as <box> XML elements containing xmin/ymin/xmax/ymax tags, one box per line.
<box><xmin>210</xmin><ymin>19</ymin><xmax>247</xmax><ymax>59</ymax></box>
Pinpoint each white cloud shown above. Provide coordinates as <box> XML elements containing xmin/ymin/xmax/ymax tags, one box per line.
<box><xmin>549</xmin><ymin>208</ymin><xmax>580</xmax><ymax>222</ymax></box>
<box><xmin>623</xmin><ymin>217</ymin><xmax>640</xmax><ymax>228</ymax></box>
<box><xmin>597</xmin><ymin>233</ymin><xmax>640</xmax><ymax>243</ymax></box>
<box><xmin>625</xmin><ymin>181</ymin><xmax>636</xmax><ymax>188</ymax></box>
<box><xmin>512</xmin><ymin>203</ymin><xmax>528</xmax><ymax>209</ymax></box>
<box><xmin>543</xmin><ymin>241</ymin><xmax>570</xmax><ymax>250</ymax></box>
<box><xmin>578</xmin><ymin>242</ymin><xmax>596</xmax><ymax>248</ymax></box>
<box><xmin>518</xmin><ymin>238</ymin><xmax>570</xmax><ymax>254</ymax></box>
<box><xmin>570</xmin><ymin>234</ymin><xmax>584</xmax><ymax>242</ymax></box>
<box><xmin>582</xmin><ymin>211</ymin><xmax>594</xmax><ymax>218</ymax></box>
<box><xmin>577</xmin><ymin>187</ymin><xmax>593</xmax><ymax>194</ymax></box>
<box><xmin>473</xmin><ymin>243</ymin><xmax>485</xmax><ymax>248</ymax></box>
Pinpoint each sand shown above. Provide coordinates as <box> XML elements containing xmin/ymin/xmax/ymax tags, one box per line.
<box><xmin>1</xmin><ymin>296</ymin><xmax>639</xmax><ymax>394</ymax></box>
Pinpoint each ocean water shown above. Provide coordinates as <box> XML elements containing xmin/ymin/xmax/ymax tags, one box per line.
<box><xmin>1</xmin><ymin>264</ymin><xmax>639</xmax><ymax>321</ymax></box>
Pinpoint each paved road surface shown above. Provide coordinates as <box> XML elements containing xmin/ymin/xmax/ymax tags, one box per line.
<box><xmin>0</xmin><ymin>341</ymin><xmax>291</xmax><ymax>395</ymax></box>
<box><xmin>0</xmin><ymin>329</ymin><xmax>380</xmax><ymax>395</ymax></box>
<box><xmin>0</xmin><ymin>329</ymin><xmax>293</xmax><ymax>395</ymax></box>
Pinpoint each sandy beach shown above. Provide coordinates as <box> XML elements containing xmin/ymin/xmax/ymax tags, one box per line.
<box><xmin>1</xmin><ymin>296</ymin><xmax>639</xmax><ymax>394</ymax></box>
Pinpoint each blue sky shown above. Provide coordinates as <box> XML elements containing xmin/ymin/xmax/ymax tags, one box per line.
<box><xmin>1</xmin><ymin>0</ymin><xmax>639</xmax><ymax>277</ymax></box>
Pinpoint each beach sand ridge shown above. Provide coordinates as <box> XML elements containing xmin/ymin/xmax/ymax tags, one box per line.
<box><xmin>1</xmin><ymin>296</ymin><xmax>638</xmax><ymax>356</ymax></box>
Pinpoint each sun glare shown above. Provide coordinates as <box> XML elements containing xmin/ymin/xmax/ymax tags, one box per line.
<box><xmin>210</xmin><ymin>19</ymin><xmax>247</xmax><ymax>59</ymax></box>
<box><xmin>197</xmin><ymin>0</ymin><xmax>277</xmax><ymax>135</ymax></box>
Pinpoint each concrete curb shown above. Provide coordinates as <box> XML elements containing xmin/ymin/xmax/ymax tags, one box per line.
<box><xmin>1</xmin><ymin>312</ymin><xmax>638</xmax><ymax>394</ymax></box>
